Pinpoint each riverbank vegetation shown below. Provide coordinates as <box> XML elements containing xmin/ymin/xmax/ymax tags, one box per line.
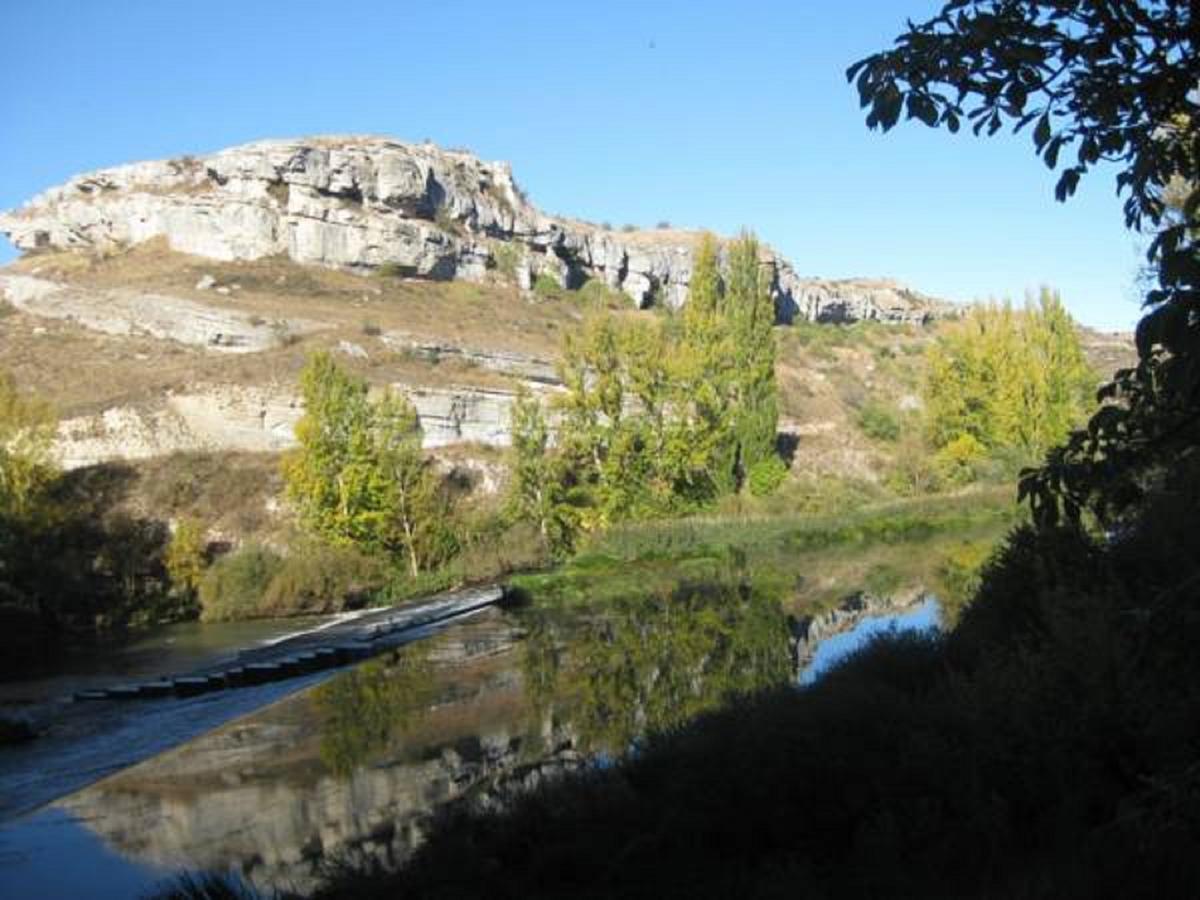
<box><xmin>0</xmin><ymin>248</ymin><xmax>1097</xmax><ymax>667</ymax></box>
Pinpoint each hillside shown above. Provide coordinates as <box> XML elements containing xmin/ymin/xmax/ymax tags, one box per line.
<box><xmin>0</xmin><ymin>138</ymin><xmax>1133</xmax><ymax>551</ymax></box>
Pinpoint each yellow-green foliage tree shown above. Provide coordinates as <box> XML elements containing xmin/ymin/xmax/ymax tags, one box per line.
<box><xmin>0</xmin><ymin>370</ymin><xmax>57</xmax><ymax>521</ymax></box>
<box><xmin>164</xmin><ymin>517</ymin><xmax>207</xmax><ymax>602</ymax></box>
<box><xmin>508</xmin><ymin>386</ymin><xmax>578</xmax><ymax>555</ymax></box>
<box><xmin>507</xmin><ymin>232</ymin><xmax>783</xmax><ymax>544</ymax></box>
<box><xmin>283</xmin><ymin>352</ymin><xmax>451</xmax><ymax>575</ymax></box>
<box><xmin>925</xmin><ymin>290</ymin><xmax>1094</xmax><ymax>473</ymax></box>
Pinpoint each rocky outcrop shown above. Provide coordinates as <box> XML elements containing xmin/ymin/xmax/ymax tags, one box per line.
<box><xmin>0</xmin><ymin>273</ymin><xmax>320</xmax><ymax>351</ymax></box>
<box><xmin>53</xmin><ymin>381</ymin><xmax>543</xmax><ymax>470</ymax></box>
<box><xmin>780</xmin><ymin>277</ymin><xmax>949</xmax><ymax>325</ymax></box>
<box><xmin>379</xmin><ymin>332</ymin><xmax>560</xmax><ymax>384</ymax></box>
<box><xmin>0</xmin><ymin>136</ymin><xmax>945</xmax><ymax>323</ymax></box>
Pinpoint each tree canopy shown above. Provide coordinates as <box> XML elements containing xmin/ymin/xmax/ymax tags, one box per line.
<box><xmin>283</xmin><ymin>352</ymin><xmax>451</xmax><ymax>574</ymax></box>
<box><xmin>509</xmin><ymin>232</ymin><xmax>782</xmax><ymax>547</ymax></box>
<box><xmin>849</xmin><ymin>0</ymin><xmax>1198</xmax><ymax>527</ymax></box>
<box><xmin>924</xmin><ymin>291</ymin><xmax>1094</xmax><ymax>464</ymax></box>
<box><xmin>0</xmin><ymin>369</ymin><xmax>57</xmax><ymax>521</ymax></box>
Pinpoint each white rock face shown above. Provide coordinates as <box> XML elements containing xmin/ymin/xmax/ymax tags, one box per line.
<box><xmin>0</xmin><ymin>136</ymin><xmax>944</xmax><ymax>324</ymax></box>
<box><xmin>52</xmin><ymin>381</ymin><xmax>545</xmax><ymax>470</ymax></box>
<box><xmin>0</xmin><ymin>273</ymin><xmax>321</xmax><ymax>352</ymax></box>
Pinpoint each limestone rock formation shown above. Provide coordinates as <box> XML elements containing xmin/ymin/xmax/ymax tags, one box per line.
<box><xmin>0</xmin><ymin>273</ymin><xmax>321</xmax><ymax>351</ymax></box>
<box><xmin>0</xmin><ymin>136</ymin><xmax>944</xmax><ymax>324</ymax></box>
<box><xmin>52</xmin><ymin>381</ymin><xmax>541</xmax><ymax>471</ymax></box>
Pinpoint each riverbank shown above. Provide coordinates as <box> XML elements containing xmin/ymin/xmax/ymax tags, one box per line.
<box><xmin>512</xmin><ymin>488</ymin><xmax>1015</xmax><ymax>620</ymax></box>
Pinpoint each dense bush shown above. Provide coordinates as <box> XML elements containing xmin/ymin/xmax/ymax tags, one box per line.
<box><xmin>856</xmin><ymin>401</ymin><xmax>901</xmax><ymax>442</ymax></box>
<box><xmin>197</xmin><ymin>544</ymin><xmax>283</xmax><ymax>622</ymax></box>
<box><xmin>746</xmin><ymin>455</ymin><xmax>789</xmax><ymax>497</ymax></box>
<box><xmin>532</xmin><ymin>272</ymin><xmax>561</xmax><ymax>296</ymax></box>
<box><xmin>258</xmin><ymin>541</ymin><xmax>384</xmax><ymax>616</ymax></box>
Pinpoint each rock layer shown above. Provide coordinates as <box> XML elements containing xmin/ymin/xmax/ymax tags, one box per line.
<box><xmin>1</xmin><ymin>136</ymin><xmax>944</xmax><ymax>324</ymax></box>
<box><xmin>53</xmin><ymin>381</ymin><xmax>540</xmax><ymax>470</ymax></box>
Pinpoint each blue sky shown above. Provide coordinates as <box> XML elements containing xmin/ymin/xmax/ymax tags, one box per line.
<box><xmin>1</xmin><ymin>0</ymin><xmax>1145</xmax><ymax>330</ymax></box>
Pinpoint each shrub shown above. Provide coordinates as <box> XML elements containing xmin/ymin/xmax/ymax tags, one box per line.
<box><xmin>575</xmin><ymin>278</ymin><xmax>626</xmax><ymax>309</ymax></box>
<box><xmin>198</xmin><ymin>543</ymin><xmax>283</xmax><ymax>622</ymax></box>
<box><xmin>360</xmin><ymin>319</ymin><xmax>381</xmax><ymax>337</ymax></box>
<box><xmin>857</xmin><ymin>402</ymin><xmax>902</xmax><ymax>442</ymax></box>
<box><xmin>490</xmin><ymin>242</ymin><xmax>522</xmax><ymax>282</ymax></box>
<box><xmin>259</xmin><ymin>541</ymin><xmax>383</xmax><ymax>616</ymax></box>
<box><xmin>376</xmin><ymin>261</ymin><xmax>415</xmax><ymax>279</ymax></box>
<box><xmin>532</xmin><ymin>272</ymin><xmax>561</xmax><ymax>297</ymax></box>
<box><xmin>656</xmin><ymin>220</ymin><xmax>672</xmax><ymax>229</ymax></box>
<box><xmin>934</xmin><ymin>432</ymin><xmax>987</xmax><ymax>485</ymax></box>
<box><xmin>747</xmin><ymin>456</ymin><xmax>789</xmax><ymax>497</ymax></box>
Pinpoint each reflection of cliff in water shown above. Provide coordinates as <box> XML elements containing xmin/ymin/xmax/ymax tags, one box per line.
<box><xmin>60</xmin><ymin>582</ymin><xmax>793</xmax><ymax>895</ymax></box>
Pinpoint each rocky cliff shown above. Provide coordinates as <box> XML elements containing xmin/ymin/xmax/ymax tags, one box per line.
<box><xmin>0</xmin><ymin>136</ymin><xmax>943</xmax><ymax>324</ymax></box>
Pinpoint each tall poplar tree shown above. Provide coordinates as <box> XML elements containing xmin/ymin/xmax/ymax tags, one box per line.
<box><xmin>722</xmin><ymin>233</ymin><xmax>779</xmax><ymax>486</ymax></box>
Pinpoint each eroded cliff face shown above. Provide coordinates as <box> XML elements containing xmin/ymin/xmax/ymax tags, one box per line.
<box><xmin>0</xmin><ymin>136</ymin><xmax>943</xmax><ymax>324</ymax></box>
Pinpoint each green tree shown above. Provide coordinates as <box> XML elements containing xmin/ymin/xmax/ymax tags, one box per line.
<box><xmin>283</xmin><ymin>351</ymin><xmax>377</xmax><ymax>545</ymax></box>
<box><xmin>508</xmin><ymin>386</ymin><xmax>577</xmax><ymax>555</ymax></box>
<box><xmin>847</xmin><ymin>0</ymin><xmax>1198</xmax><ymax>528</ymax></box>
<box><xmin>164</xmin><ymin>517</ymin><xmax>207</xmax><ymax>602</ymax></box>
<box><xmin>283</xmin><ymin>352</ymin><xmax>450</xmax><ymax>574</ymax></box>
<box><xmin>723</xmin><ymin>233</ymin><xmax>779</xmax><ymax>484</ymax></box>
<box><xmin>543</xmin><ymin>231</ymin><xmax>783</xmax><ymax>530</ymax></box>
<box><xmin>374</xmin><ymin>390</ymin><xmax>452</xmax><ymax>576</ymax></box>
<box><xmin>0</xmin><ymin>370</ymin><xmax>56</xmax><ymax>521</ymax></box>
<box><xmin>924</xmin><ymin>292</ymin><xmax>1094</xmax><ymax>466</ymax></box>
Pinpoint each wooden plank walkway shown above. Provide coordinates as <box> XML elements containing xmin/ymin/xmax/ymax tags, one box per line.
<box><xmin>72</xmin><ymin>585</ymin><xmax>504</xmax><ymax>702</ymax></box>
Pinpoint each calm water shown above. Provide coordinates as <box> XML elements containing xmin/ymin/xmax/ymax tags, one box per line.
<box><xmin>799</xmin><ymin>596</ymin><xmax>941</xmax><ymax>684</ymax></box>
<box><xmin>0</xmin><ymin>615</ymin><xmax>350</xmax><ymax>705</ymax></box>
<box><xmin>0</xmin><ymin>585</ymin><xmax>926</xmax><ymax>899</ymax></box>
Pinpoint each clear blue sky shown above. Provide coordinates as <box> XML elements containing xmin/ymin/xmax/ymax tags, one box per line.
<box><xmin>0</xmin><ymin>0</ymin><xmax>1145</xmax><ymax>330</ymax></box>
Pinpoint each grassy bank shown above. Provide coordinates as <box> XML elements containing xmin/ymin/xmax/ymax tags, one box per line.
<box><xmin>512</xmin><ymin>486</ymin><xmax>1017</xmax><ymax>619</ymax></box>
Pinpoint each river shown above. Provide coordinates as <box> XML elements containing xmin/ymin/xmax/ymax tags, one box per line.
<box><xmin>0</xmin><ymin>587</ymin><xmax>939</xmax><ymax>899</ymax></box>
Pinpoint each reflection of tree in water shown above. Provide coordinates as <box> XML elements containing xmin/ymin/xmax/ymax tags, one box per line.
<box><xmin>524</xmin><ymin>578</ymin><xmax>791</xmax><ymax>754</ymax></box>
<box><xmin>313</xmin><ymin>644</ymin><xmax>433</xmax><ymax>776</ymax></box>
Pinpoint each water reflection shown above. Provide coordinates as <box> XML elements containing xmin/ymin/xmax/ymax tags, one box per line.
<box><xmin>6</xmin><ymin>582</ymin><xmax>794</xmax><ymax>898</ymax></box>
<box><xmin>312</xmin><ymin>644</ymin><xmax>434</xmax><ymax>777</ymax></box>
<box><xmin>799</xmin><ymin>596</ymin><xmax>941</xmax><ymax>685</ymax></box>
<box><xmin>525</xmin><ymin>579</ymin><xmax>792</xmax><ymax>753</ymax></box>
